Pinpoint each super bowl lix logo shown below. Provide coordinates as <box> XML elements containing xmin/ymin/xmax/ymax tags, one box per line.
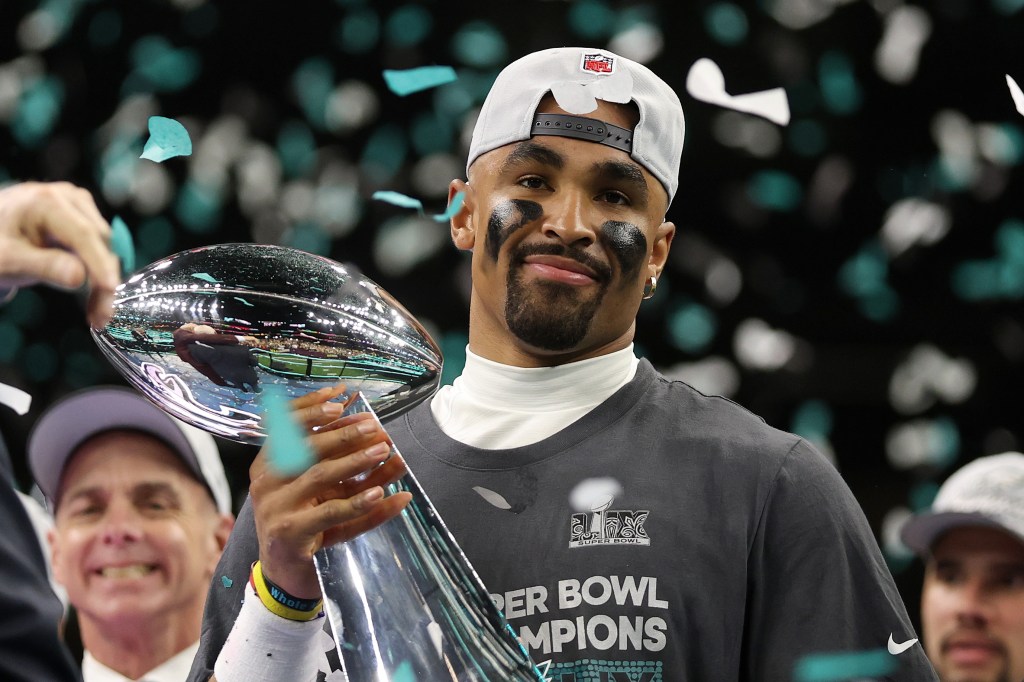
<box><xmin>580</xmin><ymin>53</ymin><xmax>615</xmax><ymax>75</ymax></box>
<box><xmin>570</xmin><ymin>505</ymin><xmax>650</xmax><ymax>548</ymax></box>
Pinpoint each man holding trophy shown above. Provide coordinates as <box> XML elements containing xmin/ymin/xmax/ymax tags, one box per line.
<box><xmin>190</xmin><ymin>48</ymin><xmax>937</xmax><ymax>681</ymax></box>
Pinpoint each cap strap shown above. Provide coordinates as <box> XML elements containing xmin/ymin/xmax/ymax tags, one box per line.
<box><xmin>531</xmin><ymin>113</ymin><xmax>633</xmax><ymax>153</ymax></box>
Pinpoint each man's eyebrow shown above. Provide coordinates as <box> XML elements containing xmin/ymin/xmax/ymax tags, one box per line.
<box><xmin>499</xmin><ymin>141</ymin><xmax>565</xmax><ymax>174</ymax></box>
<box><xmin>134</xmin><ymin>481</ymin><xmax>182</xmax><ymax>504</ymax></box>
<box><xmin>591</xmin><ymin>160</ymin><xmax>649</xmax><ymax>202</ymax></box>
<box><xmin>61</xmin><ymin>486</ymin><xmax>103</xmax><ymax>505</ymax></box>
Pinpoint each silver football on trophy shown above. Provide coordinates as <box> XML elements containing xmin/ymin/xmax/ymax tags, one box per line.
<box><xmin>91</xmin><ymin>243</ymin><xmax>443</xmax><ymax>444</ymax></box>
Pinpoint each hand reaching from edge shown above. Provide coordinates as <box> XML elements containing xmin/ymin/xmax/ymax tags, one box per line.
<box><xmin>0</xmin><ymin>181</ymin><xmax>120</xmax><ymax>328</ymax></box>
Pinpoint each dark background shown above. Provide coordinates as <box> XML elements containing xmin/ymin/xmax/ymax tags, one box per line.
<box><xmin>2</xmin><ymin>0</ymin><xmax>1023</xmax><ymax>629</ymax></box>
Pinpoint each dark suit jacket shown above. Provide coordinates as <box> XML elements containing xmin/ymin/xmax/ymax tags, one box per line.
<box><xmin>0</xmin><ymin>436</ymin><xmax>80</xmax><ymax>681</ymax></box>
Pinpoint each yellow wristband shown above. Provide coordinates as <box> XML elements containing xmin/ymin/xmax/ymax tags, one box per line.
<box><xmin>251</xmin><ymin>561</ymin><xmax>323</xmax><ymax>622</ymax></box>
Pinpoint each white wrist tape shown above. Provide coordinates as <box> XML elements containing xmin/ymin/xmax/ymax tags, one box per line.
<box><xmin>214</xmin><ymin>582</ymin><xmax>331</xmax><ymax>682</ymax></box>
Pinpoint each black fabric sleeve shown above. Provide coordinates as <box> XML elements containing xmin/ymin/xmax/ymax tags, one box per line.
<box><xmin>742</xmin><ymin>439</ymin><xmax>938</xmax><ymax>681</ymax></box>
<box><xmin>0</xmin><ymin>475</ymin><xmax>81</xmax><ymax>682</ymax></box>
<box><xmin>187</xmin><ymin>494</ymin><xmax>259</xmax><ymax>682</ymax></box>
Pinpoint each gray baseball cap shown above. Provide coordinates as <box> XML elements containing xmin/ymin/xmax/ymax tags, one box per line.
<box><xmin>900</xmin><ymin>452</ymin><xmax>1024</xmax><ymax>554</ymax></box>
<box><xmin>467</xmin><ymin>47</ymin><xmax>685</xmax><ymax>207</ymax></box>
<box><xmin>28</xmin><ymin>386</ymin><xmax>232</xmax><ymax>516</ymax></box>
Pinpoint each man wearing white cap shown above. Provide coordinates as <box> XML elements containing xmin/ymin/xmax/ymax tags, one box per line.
<box><xmin>901</xmin><ymin>452</ymin><xmax>1024</xmax><ymax>682</ymax></box>
<box><xmin>190</xmin><ymin>47</ymin><xmax>936</xmax><ymax>681</ymax></box>
<box><xmin>29</xmin><ymin>386</ymin><xmax>235</xmax><ymax>682</ymax></box>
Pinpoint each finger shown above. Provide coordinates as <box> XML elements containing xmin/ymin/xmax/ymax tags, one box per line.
<box><xmin>290</xmin><ymin>383</ymin><xmax>347</xmax><ymax>411</ymax></box>
<box><xmin>317</xmin><ymin>452</ymin><xmax>409</xmax><ymax>503</ymax></box>
<box><xmin>289</xmin><ymin>441</ymin><xmax>393</xmax><ymax>503</ymax></box>
<box><xmin>85</xmin><ymin>282</ymin><xmax>115</xmax><ymax>329</ymax></box>
<box><xmin>35</xmin><ymin>191</ymin><xmax>120</xmax><ymax>294</ymax></box>
<box><xmin>309</xmin><ymin>415</ymin><xmax>389</xmax><ymax>462</ymax></box>
<box><xmin>2</xmin><ymin>241</ymin><xmax>88</xmax><ymax>289</ymax></box>
<box><xmin>275</xmin><ymin>484</ymin><xmax>392</xmax><ymax>544</ymax></box>
<box><xmin>320</xmin><ymin>491</ymin><xmax>412</xmax><ymax>547</ymax></box>
<box><xmin>293</xmin><ymin>401</ymin><xmax>354</xmax><ymax>430</ymax></box>
<box><xmin>64</xmin><ymin>184</ymin><xmax>112</xmax><ymax>240</ymax></box>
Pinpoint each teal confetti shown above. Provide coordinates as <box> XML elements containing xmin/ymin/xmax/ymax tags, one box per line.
<box><xmin>705</xmin><ymin>3</ymin><xmax>749</xmax><ymax>45</ymax></box>
<box><xmin>234</xmin><ymin>297</ymin><xmax>254</xmax><ymax>307</ymax></box>
<box><xmin>567</xmin><ymin>0</ymin><xmax>616</xmax><ymax>39</ymax></box>
<box><xmin>110</xmin><ymin>216</ymin><xmax>136</xmax><ymax>276</ymax></box>
<box><xmin>360</xmin><ymin>123</ymin><xmax>408</xmax><ymax>183</ymax></box>
<box><xmin>335</xmin><ymin>7</ymin><xmax>380</xmax><ymax>54</ymax></box>
<box><xmin>192</xmin><ymin>272</ymin><xmax>221</xmax><ymax>284</ymax></box>
<box><xmin>793</xmin><ymin>648</ymin><xmax>896</xmax><ymax>681</ymax></box>
<box><xmin>221</xmin><ymin>575</ymin><xmax>233</xmax><ymax>588</ymax></box>
<box><xmin>818</xmin><ymin>51</ymin><xmax>862</xmax><ymax>115</ymax></box>
<box><xmin>12</xmin><ymin>76</ymin><xmax>64</xmax><ymax>148</ymax></box>
<box><xmin>433</xmin><ymin>191</ymin><xmax>465</xmax><ymax>222</ymax></box>
<box><xmin>261</xmin><ymin>385</ymin><xmax>316</xmax><ymax>476</ymax></box>
<box><xmin>384</xmin><ymin>5</ymin><xmax>433</xmax><ymax>47</ymax></box>
<box><xmin>450</xmin><ymin>21</ymin><xmax>507</xmax><ymax>68</ymax></box>
<box><xmin>393</xmin><ymin>661</ymin><xmax>416</xmax><ymax>682</ymax></box>
<box><xmin>140</xmin><ymin>116</ymin><xmax>193</xmax><ymax>162</ymax></box>
<box><xmin>175</xmin><ymin>179</ymin><xmax>222</xmax><ymax>233</ymax></box>
<box><xmin>126</xmin><ymin>36</ymin><xmax>201</xmax><ymax>94</ymax></box>
<box><xmin>667</xmin><ymin>300</ymin><xmax>717</xmax><ymax>353</ymax></box>
<box><xmin>292</xmin><ymin>58</ymin><xmax>335</xmax><ymax>131</ymax></box>
<box><xmin>747</xmin><ymin>170</ymin><xmax>803</xmax><ymax>211</ymax></box>
<box><xmin>373</xmin><ymin>190</ymin><xmax>424</xmax><ymax>211</ymax></box>
<box><xmin>410</xmin><ymin>110</ymin><xmax>453</xmax><ymax>155</ymax></box>
<box><xmin>372</xmin><ymin>190</ymin><xmax>465</xmax><ymax>223</ymax></box>
<box><xmin>383</xmin><ymin>65</ymin><xmax>457</xmax><ymax>96</ymax></box>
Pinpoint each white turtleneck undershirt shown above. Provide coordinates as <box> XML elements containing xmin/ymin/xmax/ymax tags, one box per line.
<box><xmin>429</xmin><ymin>345</ymin><xmax>640</xmax><ymax>450</ymax></box>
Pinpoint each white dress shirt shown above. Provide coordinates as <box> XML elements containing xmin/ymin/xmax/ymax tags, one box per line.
<box><xmin>82</xmin><ymin>641</ymin><xmax>199</xmax><ymax>682</ymax></box>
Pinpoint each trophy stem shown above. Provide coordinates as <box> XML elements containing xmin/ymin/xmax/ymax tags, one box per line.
<box><xmin>313</xmin><ymin>393</ymin><xmax>543</xmax><ymax>682</ymax></box>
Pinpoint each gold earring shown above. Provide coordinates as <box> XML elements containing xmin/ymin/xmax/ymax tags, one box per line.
<box><xmin>642</xmin><ymin>274</ymin><xmax>657</xmax><ymax>300</ymax></box>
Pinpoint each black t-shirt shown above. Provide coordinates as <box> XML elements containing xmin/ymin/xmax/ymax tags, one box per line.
<box><xmin>189</xmin><ymin>360</ymin><xmax>937</xmax><ymax>681</ymax></box>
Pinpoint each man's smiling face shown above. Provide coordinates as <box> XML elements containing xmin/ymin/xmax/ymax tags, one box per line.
<box><xmin>452</xmin><ymin>96</ymin><xmax>674</xmax><ymax>366</ymax></box>
<box><xmin>49</xmin><ymin>430</ymin><xmax>229</xmax><ymax>634</ymax></box>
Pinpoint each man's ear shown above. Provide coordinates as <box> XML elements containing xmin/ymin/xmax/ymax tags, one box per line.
<box><xmin>214</xmin><ymin>514</ymin><xmax>234</xmax><ymax>553</ymax></box>
<box><xmin>449</xmin><ymin>179</ymin><xmax>475</xmax><ymax>251</ymax></box>
<box><xmin>48</xmin><ymin>527</ymin><xmax>65</xmax><ymax>585</ymax></box>
<box><xmin>649</xmin><ymin>221</ymin><xmax>675</xmax><ymax>279</ymax></box>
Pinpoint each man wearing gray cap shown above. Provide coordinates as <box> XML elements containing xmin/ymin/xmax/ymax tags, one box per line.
<box><xmin>29</xmin><ymin>386</ymin><xmax>235</xmax><ymax>682</ymax></box>
<box><xmin>901</xmin><ymin>452</ymin><xmax>1024</xmax><ymax>682</ymax></box>
<box><xmin>190</xmin><ymin>47</ymin><xmax>935</xmax><ymax>681</ymax></box>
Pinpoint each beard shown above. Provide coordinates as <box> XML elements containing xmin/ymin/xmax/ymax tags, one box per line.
<box><xmin>936</xmin><ymin>655</ymin><xmax>1010</xmax><ymax>682</ymax></box>
<box><xmin>504</xmin><ymin>265</ymin><xmax>607</xmax><ymax>351</ymax></box>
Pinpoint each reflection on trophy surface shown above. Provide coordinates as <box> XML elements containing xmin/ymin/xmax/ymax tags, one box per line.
<box><xmin>93</xmin><ymin>243</ymin><xmax>444</xmax><ymax>443</ymax></box>
<box><xmin>93</xmin><ymin>244</ymin><xmax>544</xmax><ymax>680</ymax></box>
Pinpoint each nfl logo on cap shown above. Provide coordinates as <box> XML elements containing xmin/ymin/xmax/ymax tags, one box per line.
<box><xmin>581</xmin><ymin>53</ymin><xmax>615</xmax><ymax>75</ymax></box>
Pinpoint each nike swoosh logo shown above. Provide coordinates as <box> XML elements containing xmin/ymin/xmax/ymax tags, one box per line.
<box><xmin>888</xmin><ymin>633</ymin><xmax>919</xmax><ymax>655</ymax></box>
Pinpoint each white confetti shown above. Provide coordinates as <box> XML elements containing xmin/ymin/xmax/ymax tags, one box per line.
<box><xmin>686</xmin><ymin>58</ymin><xmax>790</xmax><ymax>126</ymax></box>
<box><xmin>473</xmin><ymin>486</ymin><xmax>512</xmax><ymax>510</ymax></box>
<box><xmin>880</xmin><ymin>198</ymin><xmax>951</xmax><ymax>257</ymax></box>
<box><xmin>0</xmin><ymin>381</ymin><xmax>31</xmax><ymax>415</ymax></box>
<box><xmin>569</xmin><ymin>477</ymin><xmax>624</xmax><ymax>513</ymax></box>
<box><xmin>874</xmin><ymin>6</ymin><xmax>932</xmax><ymax>85</ymax></box>
<box><xmin>1006</xmin><ymin>74</ymin><xmax>1024</xmax><ymax>117</ymax></box>
<box><xmin>427</xmin><ymin>621</ymin><xmax>444</xmax><ymax>658</ymax></box>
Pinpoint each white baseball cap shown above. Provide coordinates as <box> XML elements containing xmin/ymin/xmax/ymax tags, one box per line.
<box><xmin>900</xmin><ymin>452</ymin><xmax>1024</xmax><ymax>554</ymax></box>
<box><xmin>28</xmin><ymin>386</ymin><xmax>232</xmax><ymax>515</ymax></box>
<box><xmin>467</xmin><ymin>47</ymin><xmax>685</xmax><ymax>207</ymax></box>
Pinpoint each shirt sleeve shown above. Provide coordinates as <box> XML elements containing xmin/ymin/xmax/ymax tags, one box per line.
<box><xmin>742</xmin><ymin>439</ymin><xmax>938</xmax><ymax>681</ymax></box>
<box><xmin>187</xmin><ymin>494</ymin><xmax>259</xmax><ymax>682</ymax></box>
